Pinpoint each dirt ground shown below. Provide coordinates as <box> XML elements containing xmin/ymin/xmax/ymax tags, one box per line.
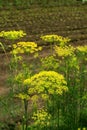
<box><xmin>0</xmin><ymin>5</ymin><xmax>87</xmax><ymax>95</ymax></box>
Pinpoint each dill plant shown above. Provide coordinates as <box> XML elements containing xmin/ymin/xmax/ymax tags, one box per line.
<box><xmin>24</xmin><ymin>71</ymin><xmax>68</xmax><ymax>129</ymax></box>
<box><xmin>55</xmin><ymin>45</ymin><xmax>87</xmax><ymax>129</ymax></box>
<box><xmin>41</xmin><ymin>35</ymin><xmax>87</xmax><ymax>129</ymax></box>
<box><xmin>0</xmin><ymin>30</ymin><xmax>42</xmax><ymax>130</ymax></box>
<box><xmin>10</xmin><ymin>41</ymin><xmax>42</xmax><ymax>130</ymax></box>
<box><xmin>76</xmin><ymin>45</ymin><xmax>87</xmax><ymax>129</ymax></box>
<box><xmin>54</xmin><ymin>44</ymin><xmax>79</xmax><ymax>129</ymax></box>
<box><xmin>0</xmin><ymin>30</ymin><xmax>26</xmax><ymax>126</ymax></box>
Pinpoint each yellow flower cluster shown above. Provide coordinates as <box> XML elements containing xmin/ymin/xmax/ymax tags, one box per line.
<box><xmin>16</xmin><ymin>93</ymin><xmax>30</xmax><ymax>100</ymax></box>
<box><xmin>78</xmin><ymin>128</ymin><xmax>86</xmax><ymax>130</ymax></box>
<box><xmin>41</xmin><ymin>34</ymin><xmax>70</xmax><ymax>46</ymax></box>
<box><xmin>15</xmin><ymin>72</ymin><xmax>25</xmax><ymax>84</ymax></box>
<box><xmin>54</xmin><ymin>45</ymin><xmax>75</xmax><ymax>57</ymax></box>
<box><xmin>41</xmin><ymin>94</ymin><xmax>49</xmax><ymax>100</ymax></box>
<box><xmin>77</xmin><ymin>45</ymin><xmax>87</xmax><ymax>54</ymax></box>
<box><xmin>41</xmin><ymin>34</ymin><xmax>60</xmax><ymax>42</ymax></box>
<box><xmin>0</xmin><ymin>30</ymin><xmax>26</xmax><ymax>40</ymax></box>
<box><xmin>32</xmin><ymin>109</ymin><xmax>51</xmax><ymax>127</ymax></box>
<box><xmin>24</xmin><ymin>71</ymin><xmax>68</xmax><ymax>96</ymax></box>
<box><xmin>31</xmin><ymin>95</ymin><xmax>39</xmax><ymax>102</ymax></box>
<box><xmin>11</xmin><ymin>42</ymin><xmax>42</xmax><ymax>54</ymax></box>
<box><xmin>41</xmin><ymin>56</ymin><xmax>59</xmax><ymax>70</ymax></box>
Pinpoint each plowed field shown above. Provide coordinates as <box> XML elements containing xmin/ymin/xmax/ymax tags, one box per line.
<box><xmin>0</xmin><ymin>5</ymin><xmax>87</xmax><ymax>95</ymax></box>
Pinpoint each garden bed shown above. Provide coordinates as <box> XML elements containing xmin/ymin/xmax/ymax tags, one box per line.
<box><xmin>0</xmin><ymin>5</ymin><xmax>87</xmax><ymax>130</ymax></box>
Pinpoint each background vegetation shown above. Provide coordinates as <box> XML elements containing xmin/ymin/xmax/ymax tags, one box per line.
<box><xmin>0</xmin><ymin>0</ymin><xmax>85</xmax><ymax>8</ymax></box>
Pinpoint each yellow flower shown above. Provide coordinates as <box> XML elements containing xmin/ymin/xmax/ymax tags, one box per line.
<box><xmin>11</xmin><ymin>42</ymin><xmax>42</xmax><ymax>54</ymax></box>
<box><xmin>41</xmin><ymin>34</ymin><xmax>70</xmax><ymax>46</ymax></box>
<box><xmin>54</xmin><ymin>45</ymin><xmax>75</xmax><ymax>57</ymax></box>
<box><xmin>41</xmin><ymin>94</ymin><xmax>49</xmax><ymax>100</ymax></box>
<box><xmin>13</xmin><ymin>44</ymin><xmax>17</xmax><ymax>48</ymax></box>
<box><xmin>41</xmin><ymin>34</ymin><xmax>60</xmax><ymax>42</ymax></box>
<box><xmin>48</xmin><ymin>89</ymin><xmax>54</xmax><ymax>94</ymax></box>
<box><xmin>31</xmin><ymin>95</ymin><xmax>39</xmax><ymax>102</ymax></box>
<box><xmin>83</xmin><ymin>128</ymin><xmax>86</xmax><ymax>130</ymax></box>
<box><xmin>16</xmin><ymin>93</ymin><xmax>30</xmax><ymax>100</ymax></box>
<box><xmin>0</xmin><ymin>30</ymin><xmax>26</xmax><ymax>40</ymax></box>
<box><xmin>41</xmin><ymin>56</ymin><xmax>59</xmax><ymax>70</ymax></box>
<box><xmin>32</xmin><ymin>109</ymin><xmax>51</xmax><ymax>127</ymax></box>
<box><xmin>77</xmin><ymin>45</ymin><xmax>87</xmax><ymax>54</ymax></box>
<box><xmin>24</xmin><ymin>71</ymin><xmax>68</xmax><ymax>96</ymax></box>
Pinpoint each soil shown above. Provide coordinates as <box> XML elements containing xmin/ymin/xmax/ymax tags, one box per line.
<box><xmin>0</xmin><ymin>5</ymin><xmax>87</xmax><ymax>95</ymax></box>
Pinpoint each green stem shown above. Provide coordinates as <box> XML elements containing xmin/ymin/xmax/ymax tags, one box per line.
<box><xmin>24</xmin><ymin>99</ymin><xmax>28</xmax><ymax>130</ymax></box>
